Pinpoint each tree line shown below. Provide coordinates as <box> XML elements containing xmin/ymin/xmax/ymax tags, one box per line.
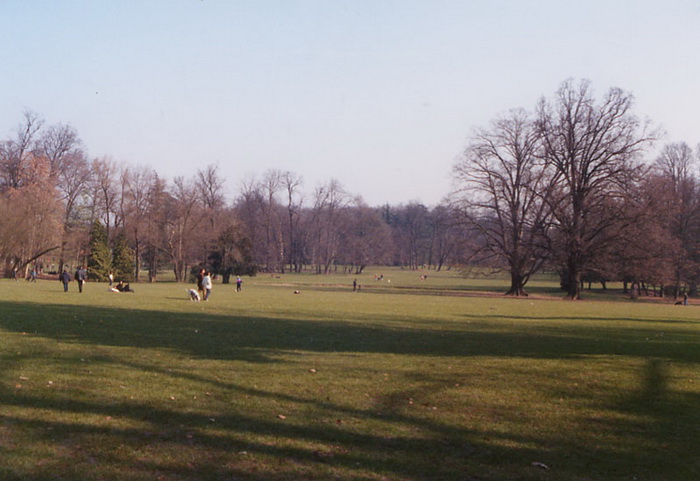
<box><xmin>0</xmin><ymin>111</ymin><xmax>467</xmax><ymax>283</ymax></box>
<box><xmin>3</xmin><ymin>79</ymin><xmax>697</xmax><ymax>298</ymax></box>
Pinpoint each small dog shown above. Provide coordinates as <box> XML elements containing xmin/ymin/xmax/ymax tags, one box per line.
<box><xmin>187</xmin><ymin>288</ymin><xmax>201</xmax><ymax>302</ymax></box>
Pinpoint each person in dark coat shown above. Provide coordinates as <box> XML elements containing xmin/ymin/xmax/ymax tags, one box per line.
<box><xmin>59</xmin><ymin>269</ymin><xmax>71</xmax><ymax>292</ymax></box>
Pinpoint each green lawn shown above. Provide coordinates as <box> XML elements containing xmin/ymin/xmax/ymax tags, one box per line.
<box><xmin>1</xmin><ymin>271</ymin><xmax>699</xmax><ymax>480</ymax></box>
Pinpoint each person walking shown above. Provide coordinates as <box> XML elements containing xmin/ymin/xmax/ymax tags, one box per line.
<box><xmin>236</xmin><ymin>276</ymin><xmax>243</xmax><ymax>292</ymax></box>
<box><xmin>59</xmin><ymin>269</ymin><xmax>71</xmax><ymax>292</ymax></box>
<box><xmin>202</xmin><ymin>270</ymin><xmax>212</xmax><ymax>301</ymax></box>
<box><xmin>75</xmin><ymin>266</ymin><xmax>87</xmax><ymax>293</ymax></box>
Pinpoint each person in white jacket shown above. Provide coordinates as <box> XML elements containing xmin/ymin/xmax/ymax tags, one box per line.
<box><xmin>202</xmin><ymin>271</ymin><xmax>213</xmax><ymax>301</ymax></box>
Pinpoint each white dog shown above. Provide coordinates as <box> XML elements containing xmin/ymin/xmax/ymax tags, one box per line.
<box><xmin>187</xmin><ymin>288</ymin><xmax>201</xmax><ymax>302</ymax></box>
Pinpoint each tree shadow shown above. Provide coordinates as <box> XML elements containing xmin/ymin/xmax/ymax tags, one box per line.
<box><xmin>585</xmin><ymin>358</ymin><xmax>700</xmax><ymax>480</ymax></box>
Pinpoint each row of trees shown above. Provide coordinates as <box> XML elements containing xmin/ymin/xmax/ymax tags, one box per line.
<box><xmin>3</xmin><ymin>79</ymin><xmax>698</xmax><ymax>298</ymax></box>
<box><xmin>453</xmin><ymin>79</ymin><xmax>700</xmax><ymax>299</ymax></box>
<box><xmin>0</xmin><ymin>111</ymin><xmax>468</xmax><ymax>283</ymax></box>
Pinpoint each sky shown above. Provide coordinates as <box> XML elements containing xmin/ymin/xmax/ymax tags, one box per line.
<box><xmin>1</xmin><ymin>0</ymin><xmax>699</xmax><ymax>206</ymax></box>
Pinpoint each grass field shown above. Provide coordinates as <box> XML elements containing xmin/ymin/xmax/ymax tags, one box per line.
<box><xmin>1</xmin><ymin>269</ymin><xmax>699</xmax><ymax>480</ymax></box>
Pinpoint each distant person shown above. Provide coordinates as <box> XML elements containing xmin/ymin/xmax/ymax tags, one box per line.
<box><xmin>30</xmin><ymin>267</ymin><xmax>37</xmax><ymax>282</ymax></box>
<box><xmin>59</xmin><ymin>269</ymin><xmax>71</xmax><ymax>292</ymax></box>
<box><xmin>236</xmin><ymin>276</ymin><xmax>243</xmax><ymax>292</ymax></box>
<box><xmin>11</xmin><ymin>268</ymin><xmax>18</xmax><ymax>281</ymax></box>
<box><xmin>108</xmin><ymin>272</ymin><xmax>114</xmax><ymax>286</ymax></box>
<box><xmin>197</xmin><ymin>268</ymin><xmax>206</xmax><ymax>300</ymax></box>
<box><xmin>353</xmin><ymin>279</ymin><xmax>357</xmax><ymax>291</ymax></box>
<box><xmin>75</xmin><ymin>266</ymin><xmax>87</xmax><ymax>293</ymax></box>
<box><xmin>202</xmin><ymin>271</ymin><xmax>212</xmax><ymax>300</ymax></box>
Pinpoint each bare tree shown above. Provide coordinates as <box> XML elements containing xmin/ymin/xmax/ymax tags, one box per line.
<box><xmin>537</xmin><ymin>79</ymin><xmax>657</xmax><ymax>299</ymax></box>
<box><xmin>88</xmin><ymin>157</ymin><xmax>121</xmax><ymax>241</ymax></box>
<box><xmin>0</xmin><ymin>110</ymin><xmax>44</xmax><ymax>191</ymax></box>
<box><xmin>121</xmin><ymin>165</ymin><xmax>159</xmax><ymax>281</ymax></box>
<box><xmin>260</xmin><ymin>169</ymin><xmax>285</xmax><ymax>272</ymax></box>
<box><xmin>37</xmin><ymin>124</ymin><xmax>91</xmax><ymax>271</ymax></box>
<box><xmin>142</xmin><ymin>174</ymin><xmax>168</xmax><ymax>282</ymax></box>
<box><xmin>453</xmin><ymin>108</ymin><xmax>553</xmax><ymax>295</ymax></box>
<box><xmin>235</xmin><ymin>175</ymin><xmax>266</xmax><ymax>268</ymax></box>
<box><xmin>39</xmin><ymin>123</ymin><xmax>81</xmax><ymax>178</ymax></box>
<box><xmin>0</xmin><ymin>155</ymin><xmax>62</xmax><ymax>276</ymax></box>
<box><xmin>310</xmin><ymin>179</ymin><xmax>349</xmax><ymax>273</ymax></box>
<box><xmin>165</xmin><ymin>176</ymin><xmax>204</xmax><ymax>282</ymax></box>
<box><xmin>281</xmin><ymin>171</ymin><xmax>304</xmax><ymax>272</ymax></box>
<box><xmin>196</xmin><ymin>164</ymin><xmax>226</xmax><ymax>230</ymax></box>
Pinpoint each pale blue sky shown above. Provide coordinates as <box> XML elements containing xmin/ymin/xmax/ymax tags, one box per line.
<box><xmin>1</xmin><ymin>0</ymin><xmax>699</xmax><ymax>205</ymax></box>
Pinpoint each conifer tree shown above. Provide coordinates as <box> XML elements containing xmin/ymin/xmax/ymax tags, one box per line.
<box><xmin>112</xmin><ymin>232</ymin><xmax>135</xmax><ymax>282</ymax></box>
<box><xmin>87</xmin><ymin>220</ymin><xmax>112</xmax><ymax>281</ymax></box>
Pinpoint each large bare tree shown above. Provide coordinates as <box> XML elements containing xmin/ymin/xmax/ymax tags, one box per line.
<box><xmin>454</xmin><ymin>108</ymin><xmax>553</xmax><ymax>295</ymax></box>
<box><xmin>537</xmin><ymin>79</ymin><xmax>656</xmax><ymax>299</ymax></box>
<box><xmin>36</xmin><ymin>123</ymin><xmax>91</xmax><ymax>271</ymax></box>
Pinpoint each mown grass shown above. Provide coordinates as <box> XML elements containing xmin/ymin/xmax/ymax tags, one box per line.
<box><xmin>0</xmin><ymin>270</ymin><xmax>699</xmax><ymax>481</ymax></box>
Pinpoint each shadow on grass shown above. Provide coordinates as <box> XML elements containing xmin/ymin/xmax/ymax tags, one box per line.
<box><xmin>0</xmin><ymin>300</ymin><xmax>699</xmax><ymax>480</ymax></box>
<box><xmin>0</xmin><ymin>300</ymin><xmax>698</xmax><ymax>364</ymax></box>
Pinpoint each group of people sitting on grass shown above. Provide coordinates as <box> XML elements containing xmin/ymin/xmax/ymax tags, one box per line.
<box><xmin>109</xmin><ymin>280</ymin><xmax>134</xmax><ymax>293</ymax></box>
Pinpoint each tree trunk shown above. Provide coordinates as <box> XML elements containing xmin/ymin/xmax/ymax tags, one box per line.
<box><xmin>566</xmin><ymin>259</ymin><xmax>581</xmax><ymax>299</ymax></box>
<box><xmin>505</xmin><ymin>272</ymin><xmax>529</xmax><ymax>296</ymax></box>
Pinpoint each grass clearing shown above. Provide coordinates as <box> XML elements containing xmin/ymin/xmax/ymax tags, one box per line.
<box><xmin>1</xmin><ymin>270</ymin><xmax>699</xmax><ymax>480</ymax></box>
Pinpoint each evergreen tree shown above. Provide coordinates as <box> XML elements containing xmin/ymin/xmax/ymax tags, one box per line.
<box><xmin>112</xmin><ymin>232</ymin><xmax>135</xmax><ymax>282</ymax></box>
<box><xmin>87</xmin><ymin>220</ymin><xmax>112</xmax><ymax>281</ymax></box>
